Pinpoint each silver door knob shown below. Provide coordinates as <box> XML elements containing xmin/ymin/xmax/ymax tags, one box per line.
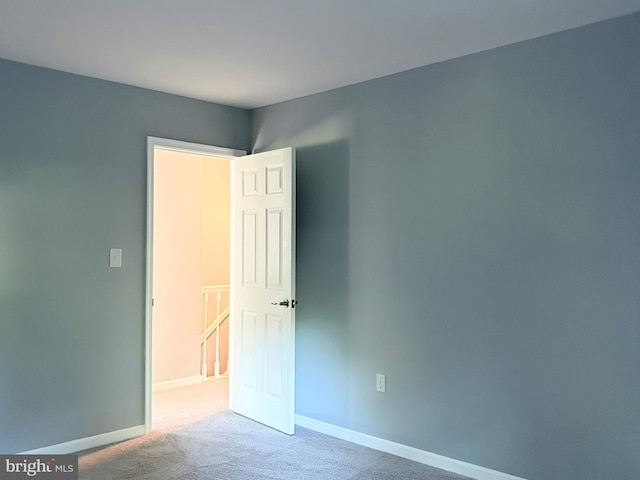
<box><xmin>271</xmin><ymin>300</ymin><xmax>290</xmax><ymax>307</ymax></box>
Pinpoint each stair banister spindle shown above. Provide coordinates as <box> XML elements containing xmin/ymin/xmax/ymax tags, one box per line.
<box><xmin>201</xmin><ymin>285</ymin><xmax>230</xmax><ymax>379</ymax></box>
<box><xmin>202</xmin><ymin>292</ymin><xmax>209</xmax><ymax>380</ymax></box>
<box><xmin>214</xmin><ymin>291</ymin><xmax>221</xmax><ymax>377</ymax></box>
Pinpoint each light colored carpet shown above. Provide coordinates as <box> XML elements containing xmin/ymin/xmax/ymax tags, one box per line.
<box><xmin>153</xmin><ymin>377</ymin><xmax>230</xmax><ymax>431</ymax></box>
<box><xmin>78</xmin><ymin>378</ymin><xmax>470</xmax><ymax>479</ymax></box>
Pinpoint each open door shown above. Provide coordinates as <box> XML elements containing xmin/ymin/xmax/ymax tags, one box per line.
<box><xmin>230</xmin><ymin>147</ymin><xmax>296</xmax><ymax>434</ymax></box>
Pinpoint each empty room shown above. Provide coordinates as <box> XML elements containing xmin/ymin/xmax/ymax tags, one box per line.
<box><xmin>1</xmin><ymin>2</ymin><xmax>639</xmax><ymax>479</ymax></box>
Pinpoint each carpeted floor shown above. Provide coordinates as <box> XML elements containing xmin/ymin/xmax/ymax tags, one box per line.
<box><xmin>78</xmin><ymin>378</ymin><xmax>470</xmax><ymax>479</ymax></box>
<box><xmin>152</xmin><ymin>377</ymin><xmax>230</xmax><ymax>431</ymax></box>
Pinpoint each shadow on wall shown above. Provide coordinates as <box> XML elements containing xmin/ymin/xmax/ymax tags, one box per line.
<box><xmin>294</xmin><ymin>140</ymin><xmax>351</xmax><ymax>424</ymax></box>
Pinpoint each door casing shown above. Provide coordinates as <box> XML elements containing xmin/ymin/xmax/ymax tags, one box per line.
<box><xmin>145</xmin><ymin>136</ymin><xmax>245</xmax><ymax>433</ymax></box>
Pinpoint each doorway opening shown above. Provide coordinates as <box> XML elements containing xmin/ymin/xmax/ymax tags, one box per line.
<box><xmin>145</xmin><ymin>138</ymin><xmax>297</xmax><ymax>435</ymax></box>
<box><xmin>145</xmin><ymin>137</ymin><xmax>246</xmax><ymax>433</ymax></box>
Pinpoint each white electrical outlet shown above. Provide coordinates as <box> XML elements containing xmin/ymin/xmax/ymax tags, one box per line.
<box><xmin>376</xmin><ymin>373</ymin><xmax>386</xmax><ymax>393</ymax></box>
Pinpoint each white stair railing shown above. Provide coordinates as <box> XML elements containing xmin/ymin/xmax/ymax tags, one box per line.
<box><xmin>201</xmin><ymin>285</ymin><xmax>230</xmax><ymax>380</ymax></box>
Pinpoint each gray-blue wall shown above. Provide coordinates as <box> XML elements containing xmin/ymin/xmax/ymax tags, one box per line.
<box><xmin>0</xmin><ymin>59</ymin><xmax>250</xmax><ymax>452</ymax></box>
<box><xmin>252</xmin><ymin>13</ymin><xmax>640</xmax><ymax>480</ymax></box>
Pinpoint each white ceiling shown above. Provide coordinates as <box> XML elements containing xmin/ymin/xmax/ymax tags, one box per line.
<box><xmin>1</xmin><ymin>0</ymin><xmax>639</xmax><ymax>109</ymax></box>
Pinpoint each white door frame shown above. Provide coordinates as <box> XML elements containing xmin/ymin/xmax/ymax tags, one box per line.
<box><xmin>145</xmin><ymin>136</ymin><xmax>246</xmax><ymax>433</ymax></box>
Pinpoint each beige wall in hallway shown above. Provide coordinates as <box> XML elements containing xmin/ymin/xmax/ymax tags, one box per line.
<box><xmin>153</xmin><ymin>152</ymin><xmax>231</xmax><ymax>384</ymax></box>
<box><xmin>152</xmin><ymin>149</ymin><xmax>204</xmax><ymax>384</ymax></box>
<box><xmin>202</xmin><ymin>157</ymin><xmax>231</xmax><ymax>375</ymax></box>
<box><xmin>202</xmin><ymin>157</ymin><xmax>230</xmax><ymax>287</ymax></box>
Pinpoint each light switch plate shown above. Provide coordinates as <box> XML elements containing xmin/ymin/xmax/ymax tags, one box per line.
<box><xmin>110</xmin><ymin>248</ymin><xmax>122</xmax><ymax>268</ymax></box>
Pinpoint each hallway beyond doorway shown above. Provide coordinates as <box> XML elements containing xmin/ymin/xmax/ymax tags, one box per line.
<box><xmin>152</xmin><ymin>378</ymin><xmax>229</xmax><ymax>432</ymax></box>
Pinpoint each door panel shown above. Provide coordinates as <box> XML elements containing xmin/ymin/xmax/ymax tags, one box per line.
<box><xmin>242</xmin><ymin>211</ymin><xmax>259</xmax><ymax>287</ymax></box>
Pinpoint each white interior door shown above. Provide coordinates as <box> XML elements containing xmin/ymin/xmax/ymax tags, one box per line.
<box><xmin>231</xmin><ymin>147</ymin><xmax>296</xmax><ymax>434</ymax></box>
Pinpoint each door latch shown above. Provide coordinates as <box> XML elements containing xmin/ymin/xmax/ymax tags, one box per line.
<box><xmin>271</xmin><ymin>300</ymin><xmax>290</xmax><ymax>307</ymax></box>
<box><xmin>270</xmin><ymin>299</ymin><xmax>299</xmax><ymax>308</ymax></box>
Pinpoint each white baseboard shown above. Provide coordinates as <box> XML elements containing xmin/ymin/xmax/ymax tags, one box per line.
<box><xmin>295</xmin><ymin>415</ymin><xmax>527</xmax><ymax>480</ymax></box>
<box><xmin>152</xmin><ymin>374</ymin><xmax>202</xmax><ymax>392</ymax></box>
<box><xmin>20</xmin><ymin>425</ymin><xmax>146</xmax><ymax>455</ymax></box>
